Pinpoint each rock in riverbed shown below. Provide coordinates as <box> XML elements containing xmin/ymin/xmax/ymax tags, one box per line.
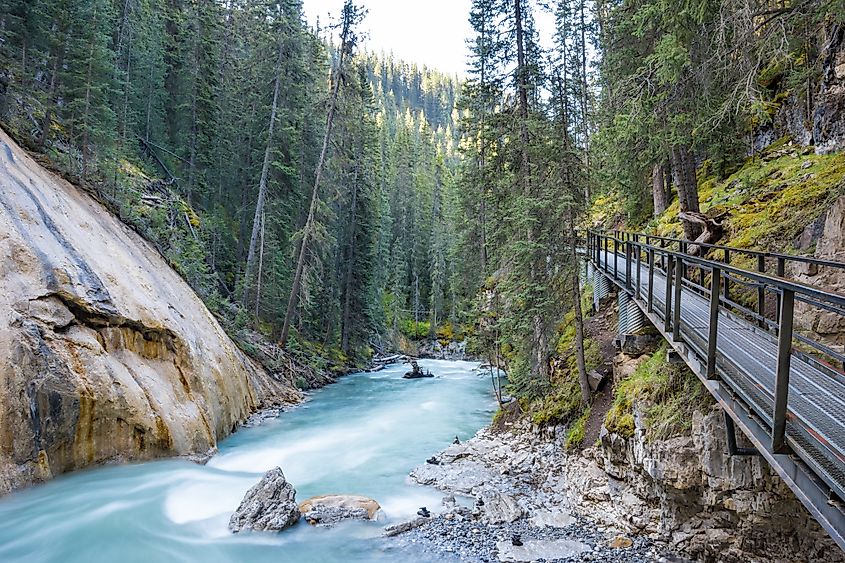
<box><xmin>299</xmin><ymin>494</ymin><xmax>381</xmax><ymax>526</ymax></box>
<box><xmin>229</xmin><ymin>467</ymin><xmax>300</xmax><ymax>533</ymax></box>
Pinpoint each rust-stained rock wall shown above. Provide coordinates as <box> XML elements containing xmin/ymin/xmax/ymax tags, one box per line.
<box><xmin>0</xmin><ymin>129</ymin><xmax>297</xmax><ymax>495</ymax></box>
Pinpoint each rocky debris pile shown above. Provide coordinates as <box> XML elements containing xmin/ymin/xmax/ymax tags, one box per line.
<box><xmin>403</xmin><ymin>403</ymin><xmax>845</xmax><ymax>563</ymax></box>
<box><xmin>394</xmin><ymin>507</ymin><xmax>659</xmax><ymax>563</ymax></box>
<box><xmin>299</xmin><ymin>494</ymin><xmax>381</xmax><ymax>526</ymax></box>
<box><xmin>229</xmin><ymin>467</ymin><xmax>300</xmax><ymax>533</ymax></box>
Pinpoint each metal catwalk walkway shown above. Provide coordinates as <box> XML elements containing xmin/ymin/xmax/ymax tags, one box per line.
<box><xmin>587</xmin><ymin>230</ymin><xmax>845</xmax><ymax>551</ymax></box>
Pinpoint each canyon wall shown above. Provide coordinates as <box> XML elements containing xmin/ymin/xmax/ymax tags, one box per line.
<box><xmin>0</xmin><ymin>129</ymin><xmax>298</xmax><ymax>495</ymax></box>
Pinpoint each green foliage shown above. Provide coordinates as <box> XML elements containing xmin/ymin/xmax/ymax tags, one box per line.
<box><xmin>0</xmin><ymin>0</ymin><xmax>463</xmax><ymax>366</ymax></box>
<box><xmin>399</xmin><ymin>319</ymin><xmax>431</xmax><ymax>340</ymax></box>
<box><xmin>653</xmin><ymin>143</ymin><xmax>845</xmax><ymax>259</ymax></box>
<box><xmin>604</xmin><ymin>346</ymin><xmax>713</xmax><ymax>441</ymax></box>
<box><xmin>565</xmin><ymin>408</ymin><xmax>590</xmax><ymax>450</ymax></box>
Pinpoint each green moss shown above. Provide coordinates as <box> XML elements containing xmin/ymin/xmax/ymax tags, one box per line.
<box><xmin>565</xmin><ymin>407</ymin><xmax>590</xmax><ymax>449</ymax></box>
<box><xmin>653</xmin><ymin>143</ymin><xmax>845</xmax><ymax>254</ymax></box>
<box><xmin>530</xmin><ymin>375</ymin><xmax>582</xmax><ymax>426</ymax></box>
<box><xmin>605</xmin><ymin>401</ymin><xmax>635</xmax><ymax>438</ymax></box>
<box><xmin>604</xmin><ymin>346</ymin><xmax>713</xmax><ymax>441</ymax></box>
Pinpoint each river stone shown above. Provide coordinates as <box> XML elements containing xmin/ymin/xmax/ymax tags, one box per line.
<box><xmin>299</xmin><ymin>494</ymin><xmax>381</xmax><ymax>526</ymax></box>
<box><xmin>529</xmin><ymin>509</ymin><xmax>575</xmax><ymax>528</ymax></box>
<box><xmin>229</xmin><ymin>467</ymin><xmax>300</xmax><ymax>533</ymax></box>
<box><xmin>495</xmin><ymin>538</ymin><xmax>591</xmax><ymax>562</ymax></box>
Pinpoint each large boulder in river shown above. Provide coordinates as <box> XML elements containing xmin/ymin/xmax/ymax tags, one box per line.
<box><xmin>299</xmin><ymin>494</ymin><xmax>381</xmax><ymax>526</ymax></box>
<box><xmin>0</xmin><ymin>129</ymin><xmax>298</xmax><ymax>495</ymax></box>
<box><xmin>229</xmin><ymin>467</ymin><xmax>300</xmax><ymax>533</ymax></box>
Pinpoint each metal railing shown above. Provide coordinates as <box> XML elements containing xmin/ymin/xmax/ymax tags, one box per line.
<box><xmin>586</xmin><ymin>229</ymin><xmax>845</xmax><ymax>455</ymax></box>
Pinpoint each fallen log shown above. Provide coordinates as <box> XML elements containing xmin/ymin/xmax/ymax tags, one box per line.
<box><xmin>678</xmin><ymin>211</ymin><xmax>725</xmax><ymax>255</ymax></box>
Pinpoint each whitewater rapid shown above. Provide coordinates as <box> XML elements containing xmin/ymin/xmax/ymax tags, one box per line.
<box><xmin>0</xmin><ymin>360</ymin><xmax>496</xmax><ymax>562</ymax></box>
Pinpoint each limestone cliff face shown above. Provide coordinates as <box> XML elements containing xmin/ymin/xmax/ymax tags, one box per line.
<box><xmin>0</xmin><ymin>129</ymin><xmax>297</xmax><ymax>495</ymax></box>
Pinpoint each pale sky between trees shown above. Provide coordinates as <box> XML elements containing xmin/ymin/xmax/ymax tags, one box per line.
<box><xmin>302</xmin><ymin>0</ymin><xmax>554</xmax><ymax>76</ymax></box>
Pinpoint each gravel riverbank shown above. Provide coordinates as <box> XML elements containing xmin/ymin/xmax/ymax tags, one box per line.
<box><xmin>387</xmin><ymin>424</ymin><xmax>687</xmax><ymax>563</ymax></box>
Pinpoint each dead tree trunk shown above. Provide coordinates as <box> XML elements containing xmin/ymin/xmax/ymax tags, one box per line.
<box><xmin>280</xmin><ymin>3</ymin><xmax>356</xmax><ymax>348</ymax></box>
<box><xmin>678</xmin><ymin>211</ymin><xmax>724</xmax><ymax>255</ymax></box>
<box><xmin>243</xmin><ymin>35</ymin><xmax>284</xmax><ymax>309</ymax></box>
<box><xmin>341</xmin><ymin>163</ymin><xmax>360</xmax><ymax>354</ymax></box>
<box><xmin>569</xmin><ymin>220</ymin><xmax>590</xmax><ymax>406</ymax></box>
<box><xmin>670</xmin><ymin>144</ymin><xmax>702</xmax><ymax>240</ymax></box>
<box><xmin>652</xmin><ymin>162</ymin><xmax>669</xmax><ymax>217</ymax></box>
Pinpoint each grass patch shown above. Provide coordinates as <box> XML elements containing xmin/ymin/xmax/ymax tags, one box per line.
<box><xmin>565</xmin><ymin>407</ymin><xmax>591</xmax><ymax>449</ymax></box>
<box><xmin>604</xmin><ymin>346</ymin><xmax>713</xmax><ymax>441</ymax></box>
<box><xmin>652</xmin><ymin>142</ymin><xmax>845</xmax><ymax>257</ymax></box>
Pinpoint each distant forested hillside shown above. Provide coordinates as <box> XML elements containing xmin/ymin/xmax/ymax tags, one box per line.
<box><xmin>0</xmin><ymin>0</ymin><xmax>463</xmax><ymax>366</ymax></box>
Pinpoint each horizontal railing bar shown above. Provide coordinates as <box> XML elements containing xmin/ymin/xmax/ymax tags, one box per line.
<box><xmin>592</xmin><ymin>231</ymin><xmax>845</xmax><ymax>308</ymax></box>
<box><xmin>600</xmin><ymin>229</ymin><xmax>845</xmax><ymax>270</ymax></box>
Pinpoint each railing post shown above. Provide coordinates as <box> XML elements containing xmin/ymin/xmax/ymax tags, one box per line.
<box><xmin>664</xmin><ymin>255</ymin><xmax>673</xmax><ymax>333</ymax></box>
<box><xmin>673</xmin><ymin>255</ymin><xmax>683</xmax><ymax>342</ymax></box>
<box><xmin>707</xmin><ymin>267</ymin><xmax>721</xmax><ymax>380</ymax></box>
<box><xmin>723</xmin><ymin>249</ymin><xmax>730</xmax><ymax>299</ymax></box>
<box><xmin>625</xmin><ymin>240</ymin><xmax>632</xmax><ymax>291</ymax></box>
<box><xmin>647</xmin><ymin>248</ymin><xmax>655</xmax><ymax>313</ymax></box>
<box><xmin>757</xmin><ymin>255</ymin><xmax>766</xmax><ymax>329</ymax></box>
<box><xmin>614</xmin><ymin>236</ymin><xmax>619</xmax><ymax>280</ymax></box>
<box><xmin>776</xmin><ymin>257</ymin><xmax>785</xmax><ymax>326</ymax></box>
<box><xmin>772</xmin><ymin>288</ymin><xmax>795</xmax><ymax>454</ymax></box>
<box><xmin>635</xmin><ymin>236</ymin><xmax>642</xmax><ymax>299</ymax></box>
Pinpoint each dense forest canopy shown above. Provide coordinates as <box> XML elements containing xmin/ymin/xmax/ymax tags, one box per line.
<box><xmin>0</xmin><ymin>0</ymin><xmax>843</xmax><ymax>394</ymax></box>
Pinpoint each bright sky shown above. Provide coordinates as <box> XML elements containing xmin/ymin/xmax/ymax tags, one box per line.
<box><xmin>302</xmin><ymin>0</ymin><xmax>473</xmax><ymax>76</ymax></box>
<box><xmin>302</xmin><ymin>0</ymin><xmax>556</xmax><ymax>77</ymax></box>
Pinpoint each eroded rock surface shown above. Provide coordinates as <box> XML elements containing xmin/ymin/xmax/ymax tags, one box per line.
<box><xmin>299</xmin><ymin>494</ymin><xmax>381</xmax><ymax>526</ymax></box>
<box><xmin>229</xmin><ymin>467</ymin><xmax>300</xmax><ymax>533</ymax></box>
<box><xmin>410</xmin><ymin>406</ymin><xmax>845</xmax><ymax>562</ymax></box>
<box><xmin>0</xmin><ymin>130</ymin><xmax>298</xmax><ymax>494</ymax></box>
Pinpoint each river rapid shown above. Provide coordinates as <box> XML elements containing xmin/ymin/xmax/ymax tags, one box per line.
<box><xmin>0</xmin><ymin>360</ymin><xmax>496</xmax><ymax>563</ymax></box>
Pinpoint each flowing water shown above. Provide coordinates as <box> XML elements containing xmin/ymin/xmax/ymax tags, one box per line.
<box><xmin>0</xmin><ymin>360</ymin><xmax>496</xmax><ymax>563</ymax></box>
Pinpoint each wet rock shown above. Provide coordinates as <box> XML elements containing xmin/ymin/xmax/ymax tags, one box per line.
<box><xmin>299</xmin><ymin>494</ymin><xmax>380</xmax><ymax>526</ymax></box>
<box><xmin>611</xmin><ymin>535</ymin><xmax>634</xmax><ymax>548</ymax></box>
<box><xmin>384</xmin><ymin>516</ymin><xmax>428</xmax><ymax>537</ymax></box>
<box><xmin>229</xmin><ymin>467</ymin><xmax>300</xmax><ymax>533</ymax></box>
<box><xmin>495</xmin><ymin>538</ymin><xmax>591</xmax><ymax>562</ymax></box>
<box><xmin>814</xmin><ymin>25</ymin><xmax>845</xmax><ymax>154</ymax></box>
<box><xmin>529</xmin><ymin>509</ymin><xmax>575</xmax><ymax>528</ymax></box>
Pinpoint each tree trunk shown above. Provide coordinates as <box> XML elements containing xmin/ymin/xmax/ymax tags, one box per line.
<box><xmin>242</xmin><ymin>37</ymin><xmax>284</xmax><ymax>308</ymax></box>
<box><xmin>579</xmin><ymin>0</ymin><xmax>591</xmax><ymax>203</ymax></box>
<box><xmin>652</xmin><ymin>162</ymin><xmax>668</xmax><ymax>217</ymax></box>
<box><xmin>514</xmin><ymin>0</ymin><xmax>530</xmax><ymax>184</ymax></box>
<box><xmin>670</xmin><ymin>144</ymin><xmax>702</xmax><ymax>240</ymax></box>
<box><xmin>280</xmin><ymin>5</ymin><xmax>354</xmax><ymax>348</ymax></box>
<box><xmin>341</xmin><ymin>163</ymin><xmax>360</xmax><ymax>354</ymax></box>
<box><xmin>569</xmin><ymin>220</ymin><xmax>590</xmax><ymax>405</ymax></box>
<box><xmin>254</xmin><ymin>211</ymin><xmax>265</xmax><ymax>323</ymax></box>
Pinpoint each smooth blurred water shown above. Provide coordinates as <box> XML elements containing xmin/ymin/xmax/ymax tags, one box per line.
<box><xmin>0</xmin><ymin>360</ymin><xmax>496</xmax><ymax>563</ymax></box>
